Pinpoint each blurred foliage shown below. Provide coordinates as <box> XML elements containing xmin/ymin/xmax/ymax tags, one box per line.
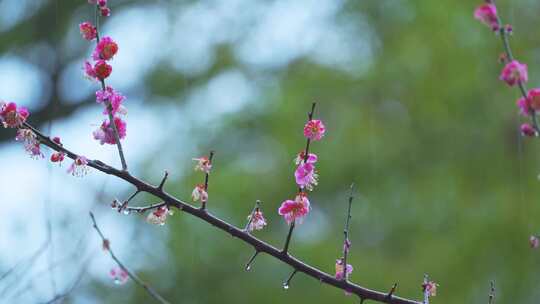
<box><xmin>4</xmin><ymin>0</ymin><xmax>540</xmax><ymax>303</ymax></box>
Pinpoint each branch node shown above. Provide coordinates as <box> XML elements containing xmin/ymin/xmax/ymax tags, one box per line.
<box><xmin>386</xmin><ymin>283</ymin><xmax>397</xmax><ymax>299</ymax></box>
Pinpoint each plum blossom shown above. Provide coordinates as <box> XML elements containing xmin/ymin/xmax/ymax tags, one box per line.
<box><xmin>93</xmin><ymin>117</ymin><xmax>127</xmax><ymax>145</ymax></box>
<box><xmin>0</xmin><ymin>102</ymin><xmax>29</xmax><ymax>128</ymax></box>
<box><xmin>96</xmin><ymin>86</ymin><xmax>127</xmax><ymax>116</ymax></box>
<box><xmin>294</xmin><ymin>151</ymin><xmax>317</xmax><ymax>165</ymax></box>
<box><xmin>109</xmin><ymin>267</ymin><xmax>129</xmax><ymax>285</ymax></box>
<box><xmin>335</xmin><ymin>258</ymin><xmax>353</xmax><ymax>280</ymax></box>
<box><xmin>500</xmin><ymin>60</ymin><xmax>528</xmax><ymax>87</ymax></box>
<box><xmin>422</xmin><ymin>280</ymin><xmax>438</xmax><ymax>297</ymax></box>
<box><xmin>50</xmin><ymin>137</ymin><xmax>66</xmax><ymax>164</ymax></box>
<box><xmin>67</xmin><ymin>156</ymin><xmax>89</xmax><ymax>177</ymax></box>
<box><xmin>191</xmin><ymin>184</ymin><xmax>208</xmax><ymax>202</ymax></box>
<box><xmin>100</xmin><ymin>7</ymin><xmax>111</xmax><ymax>17</ymax></box>
<box><xmin>193</xmin><ymin>157</ymin><xmax>212</xmax><ymax>173</ymax></box>
<box><xmin>474</xmin><ymin>3</ymin><xmax>499</xmax><ymax>31</ymax></box>
<box><xmin>295</xmin><ymin>162</ymin><xmax>318</xmax><ymax>190</ymax></box>
<box><xmin>79</xmin><ymin>22</ymin><xmax>97</xmax><ymax>40</ymax></box>
<box><xmin>15</xmin><ymin>129</ymin><xmax>43</xmax><ymax>159</ymax></box>
<box><xmin>92</xmin><ymin>36</ymin><xmax>118</xmax><ymax>61</ymax></box>
<box><xmin>278</xmin><ymin>193</ymin><xmax>310</xmax><ymax>225</ymax></box>
<box><xmin>247</xmin><ymin>209</ymin><xmax>267</xmax><ymax>232</ymax></box>
<box><xmin>83</xmin><ymin>61</ymin><xmax>97</xmax><ymax>80</ymax></box>
<box><xmin>146</xmin><ymin>206</ymin><xmax>172</xmax><ymax>226</ymax></box>
<box><xmin>94</xmin><ymin>60</ymin><xmax>112</xmax><ymax>79</ymax></box>
<box><xmin>521</xmin><ymin>123</ymin><xmax>536</xmax><ymax>137</ymax></box>
<box><xmin>303</xmin><ymin>119</ymin><xmax>326</xmax><ymax>141</ymax></box>
<box><xmin>530</xmin><ymin>235</ymin><xmax>540</xmax><ymax>249</ymax></box>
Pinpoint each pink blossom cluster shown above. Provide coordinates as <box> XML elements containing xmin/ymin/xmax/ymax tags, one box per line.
<box><xmin>2</xmin><ymin>101</ymin><xmax>90</xmax><ymax>174</ymax></box>
<box><xmin>80</xmin><ymin>1</ymin><xmax>128</xmax><ymax>146</ymax></box>
<box><xmin>278</xmin><ymin>118</ymin><xmax>326</xmax><ymax>225</ymax></box>
<box><xmin>475</xmin><ymin>1</ymin><xmax>538</xmax><ymax>137</ymax></box>
<box><xmin>191</xmin><ymin>157</ymin><xmax>211</xmax><ymax>203</ymax></box>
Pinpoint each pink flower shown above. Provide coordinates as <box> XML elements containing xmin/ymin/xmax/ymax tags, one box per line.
<box><xmin>521</xmin><ymin>123</ymin><xmax>536</xmax><ymax>137</ymax></box>
<box><xmin>146</xmin><ymin>206</ymin><xmax>172</xmax><ymax>225</ymax></box>
<box><xmin>94</xmin><ymin>60</ymin><xmax>112</xmax><ymax>79</ymax></box>
<box><xmin>335</xmin><ymin>258</ymin><xmax>353</xmax><ymax>280</ymax></box>
<box><xmin>303</xmin><ymin>119</ymin><xmax>326</xmax><ymax>141</ymax></box>
<box><xmin>109</xmin><ymin>267</ymin><xmax>129</xmax><ymax>285</ymax></box>
<box><xmin>93</xmin><ymin>117</ymin><xmax>127</xmax><ymax>145</ymax></box>
<box><xmin>191</xmin><ymin>184</ymin><xmax>208</xmax><ymax>202</ymax></box>
<box><xmin>528</xmin><ymin>88</ymin><xmax>540</xmax><ymax>111</ymax></box>
<box><xmin>500</xmin><ymin>60</ymin><xmax>528</xmax><ymax>86</ymax></box>
<box><xmin>67</xmin><ymin>156</ymin><xmax>89</xmax><ymax>177</ymax></box>
<box><xmin>79</xmin><ymin>22</ymin><xmax>97</xmax><ymax>40</ymax></box>
<box><xmin>92</xmin><ymin>36</ymin><xmax>118</xmax><ymax>61</ymax></box>
<box><xmin>101</xmin><ymin>7</ymin><xmax>111</xmax><ymax>17</ymax></box>
<box><xmin>83</xmin><ymin>61</ymin><xmax>97</xmax><ymax>80</ymax></box>
<box><xmin>474</xmin><ymin>3</ymin><xmax>499</xmax><ymax>31</ymax></box>
<box><xmin>96</xmin><ymin>86</ymin><xmax>127</xmax><ymax>116</ymax></box>
<box><xmin>193</xmin><ymin>156</ymin><xmax>212</xmax><ymax>173</ymax></box>
<box><xmin>422</xmin><ymin>281</ymin><xmax>438</xmax><ymax>297</ymax></box>
<box><xmin>0</xmin><ymin>102</ymin><xmax>29</xmax><ymax>128</ymax></box>
<box><xmin>530</xmin><ymin>235</ymin><xmax>540</xmax><ymax>249</ymax></box>
<box><xmin>295</xmin><ymin>162</ymin><xmax>318</xmax><ymax>191</ymax></box>
<box><xmin>517</xmin><ymin>96</ymin><xmax>531</xmax><ymax>116</ymax></box>
<box><xmin>294</xmin><ymin>151</ymin><xmax>318</xmax><ymax>165</ymax></box>
<box><xmin>278</xmin><ymin>193</ymin><xmax>310</xmax><ymax>225</ymax></box>
<box><xmin>98</xmin><ymin>0</ymin><xmax>107</xmax><ymax>6</ymax></box>
<box><xmin>15</xmin><ymin>129</ymin><xmax>43</xmax><ymax>159</ymax></box>
<box><xmin>247</xmin><ymin>209</ymin><xmax>267</xmax><ymax>232</ymax></box>
<box><xmin>51</xmin><ymin>152</ymin><xmax>65</xmax><ymax>164</ymax></box>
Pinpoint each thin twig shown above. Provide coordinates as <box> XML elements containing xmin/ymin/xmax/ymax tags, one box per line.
<box><xmin>342</xmin><ymin>183</ymin><xmax>354</xmax><ymax>281</ymax></box>
<box><xmin>282</xmin><ymin>269</ymin><xmax>298</xmax><ymax>289</ymax></box>
<box><xmin>89</xmin><ymin>212</ymin><xmax>170</xmax><ymax>304</ymax></box>
<box><xmin>201</xmin><ymin>151</ymin><xmax>215</xmax><ymax>210</ymax></box>
<box><xmin>245</xmin><ymin>251</ymin><xmax>259</xmax><ymax>271</ymax></box>
<box><xmin>158</xmin><ymin>171</ymin><xmax>169</xmax><ymax>190</ymax></box>
<box><xmin>488</xmin><ymin>280</ymin><xmax>495</xmax><ymax>304</ymax></box>
<box><xmin>282</xmin><ymin>222</ymin><xmax>295</xmax><ymax>254</ymax></box>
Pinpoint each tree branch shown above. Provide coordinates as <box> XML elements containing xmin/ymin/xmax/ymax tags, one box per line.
<box><xmin>21</xmin><ymin>121</ymin><xmax>421</xmax><ymax>304</ymax></box>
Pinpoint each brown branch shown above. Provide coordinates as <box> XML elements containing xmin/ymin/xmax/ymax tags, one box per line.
<box><xmin>89</xmin><ymin>212</ymin><xmax>170</xmax><ymax>304</ymax></box>
<box><xmin>21</xmin><ymin>122</ymin><xmax>421</xmax><ymax>304</ymax></box>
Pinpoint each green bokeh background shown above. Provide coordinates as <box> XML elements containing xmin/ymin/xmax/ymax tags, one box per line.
<box><xmin>3</xmin><ymin>0</ymin><xmax>540</xmax><ymax>303</ymax></box>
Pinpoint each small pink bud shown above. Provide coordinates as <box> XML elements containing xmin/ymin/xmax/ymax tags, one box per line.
<box><xmin>474</xmin><ymin>3</ymin><xmax>499</xmax><ymax>31</ymax></box>
<box><xmin>521</xmin><ymin>123</ymin><xmax>536</xmax><ymax>137</ymax></box>
<box><xmin>530</xmin><ymin>235</ymin><xmax>540</xmax><ymax>249</ymax></box>
<box><xmin>79</xmin><ymin>22</ymin><xmax>97</xmax><ymax>40</ymax></box>
<box><xmin>100</xmin><ymin>7</ymin><xmax>111</xmax><ymax>17</ymax></box>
